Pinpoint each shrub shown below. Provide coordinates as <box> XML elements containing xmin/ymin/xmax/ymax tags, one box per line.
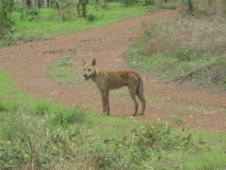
<box><xmin>145</xmin><ymin>0</ymin><xmax>155</xmax><ymax>6</ymax></box>
<box><xmin>52</xmin><ymin>1</ymin><xmax>78</xmax><ymax>21</ymax></box>
<box><xmin>87</xmin><ymin>14</ymin><xmax>98</xmax><ymax>22</ymax></box>
<box><xmin>131</xmin><ymin>121</ymin><xmax>197</xmax><ymax>151</ymax></box>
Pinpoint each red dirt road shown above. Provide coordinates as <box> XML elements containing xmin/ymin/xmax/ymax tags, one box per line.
<box><xmin>0</xmin><ymin>10</ymin><xmax>226</xmax><ymax>132</ymax></box>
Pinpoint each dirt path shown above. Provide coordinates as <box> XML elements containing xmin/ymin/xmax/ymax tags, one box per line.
<box><xmin>0</xmin><ymin>10</ymin><xmax>226</xmax><ymax>132</ymax></box>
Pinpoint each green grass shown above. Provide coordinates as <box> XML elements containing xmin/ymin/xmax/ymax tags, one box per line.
<box><xmin>12</xmin><ymin>3</ymin><xmax>150</xmax><ymax>40</ymax></box>
<box><xmin>130</xmin><ymin>51</ymin><xmax>216</xmax><ymax>79</ymax></box>
<box><xmin>48</xmin><ymin>57</ymin><xmax>83</xmax><ymax>84</ymax></box>
<box><xmin>0</xmin><ymin>71</ymin><xmax>226</xmax><ymax>169</ymax></box>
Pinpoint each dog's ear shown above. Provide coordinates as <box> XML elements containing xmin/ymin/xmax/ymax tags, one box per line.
<box><xmin>82</xmin><ymin>60</ymin><xmax>86</xmax><ymax>66</ymax></box>
<box><xmin>91</xmin><ymin>58</ymin><xmax>96</xmax><ymax>66</ymax></box>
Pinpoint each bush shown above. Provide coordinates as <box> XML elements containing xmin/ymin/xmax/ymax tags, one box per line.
<box><xmin>132</xmin><ymin>121</ymin><xmax>195</xmax><ymax>151</ymax></box>
<box><xmin>145</xmin><ymin>0</ymin><xmax>155</xmax><ymax>6</ymax></box>
<box><xmin>0</xmin><ymin>0</ymin><xmax>15</xmax><ymax>45</ymax></box>
<box><xmin>87</xmin><ymin>13</ymin><xmax>98</xmax><ymax>22</ymax></box>
<box><xmin>52</xmin><ymin>1</ymin><xmax>78</xmax><ymax>21</ymax></box>
<box><xmin>51</xmin><ymin>106</ymin><xmax>86</xmax><ymax>127</ymax></box>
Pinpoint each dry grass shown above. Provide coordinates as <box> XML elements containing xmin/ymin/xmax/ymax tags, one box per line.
<box><xmin>142</xmin><ymin>2</ymin><xmax>226</xmax><ymax>57</ymax></box>
<box><xmin>131</xmin><ymin>1</ymin><xmax>226</xmax><ymax>90</ymax></box>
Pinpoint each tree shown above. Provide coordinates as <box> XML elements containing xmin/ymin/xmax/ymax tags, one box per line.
<box><xmin>188</xmin><ymin>0</ymin><xmax>193</xmax><ymax>15</ymax></box>
<box><xmin>0</xmin><ymin>0</ymin><xmax>14</xmax><ymax>39</ymax></box>
<box><xmin>77</xmin><ymin>0</ymin><xmax>89</xmax><ymax>17</ymax></box>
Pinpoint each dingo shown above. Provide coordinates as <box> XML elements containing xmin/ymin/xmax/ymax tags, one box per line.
<box><xmin>83</xmin><ymin>58</ymin><xmax>145</xmax><ymax>116</ymax></box>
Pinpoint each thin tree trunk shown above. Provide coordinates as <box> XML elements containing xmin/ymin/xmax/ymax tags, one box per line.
<box><xmin>188</xmin><ymin>0</ymin><xmax>193</xmax><ymax>15</ymax></box>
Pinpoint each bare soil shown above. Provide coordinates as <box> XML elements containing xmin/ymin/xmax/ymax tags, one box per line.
<box><xmin>0</xmin><ymin>10</ymin><xmax>225</xmax><ymax>132</ymax></box>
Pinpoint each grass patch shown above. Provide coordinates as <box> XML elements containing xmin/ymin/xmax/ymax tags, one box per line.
<box><xmin>130</xmin><ymin>52</ymin><xmax>217</xmax><ymax>80</ymax></box>
<box><xmin>48</xmin><ymin>57</ymin><xmax>83</xmax><ymax>84</ymax></box>
<box><xmin>0</xmin><ymin>71</ymin><xmax>226</xmax><ymax>169</ymax></box>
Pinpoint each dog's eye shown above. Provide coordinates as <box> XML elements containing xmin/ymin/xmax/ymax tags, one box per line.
<box><xmin>88</xmin><ymin>69</ymin><xmax>91</xmax><ymax>72</ymax></box>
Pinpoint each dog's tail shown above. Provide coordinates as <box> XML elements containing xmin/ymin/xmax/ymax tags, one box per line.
<box><xmin>137</xmin><ymin>77</ymin><xmax>145</xmax><ymax>115</ymax></box>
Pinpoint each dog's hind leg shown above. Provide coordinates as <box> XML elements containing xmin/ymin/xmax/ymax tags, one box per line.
<box><xmin>128</xmin><ymin>85</ymin><xmax>138</xmax><ymax>116</ymax></box>
<box><xmin>136</xmin><ymin>80</ymin><xmax>145</xmax><ymax>115</ymax></box>
<box><xmin>137</xmin><ymin>92</ymin><xmax>145</xmax><ymax>115</ymax></box>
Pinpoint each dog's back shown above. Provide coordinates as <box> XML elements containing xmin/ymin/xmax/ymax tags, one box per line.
<box><xmin>104</xmin><ymin>71</ymin><xmax>141</xmax><ymax>90</ymax></box>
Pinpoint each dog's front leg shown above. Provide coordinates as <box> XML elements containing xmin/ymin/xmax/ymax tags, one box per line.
<box><xmin>100</xmin><ymin>89</ymin><xmax>110</xmax><ymax>115</ymax></box>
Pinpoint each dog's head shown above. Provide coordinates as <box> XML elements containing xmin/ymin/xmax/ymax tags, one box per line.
<box><xmin>83</xmin><ymin>58</ymin><xmax>96</xmax><ymax>80</ymax></box>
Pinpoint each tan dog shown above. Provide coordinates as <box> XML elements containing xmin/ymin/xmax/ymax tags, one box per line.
<box><xmin>83</xmin><ymin>58</ymin><xmax>145</xmax><ymax>116</ymax></box>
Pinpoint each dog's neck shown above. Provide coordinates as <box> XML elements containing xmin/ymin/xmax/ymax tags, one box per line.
<box><xmin>91</xmin><ymin>67</ymin><xmax>101</xmax><ymax>82</ymax></box>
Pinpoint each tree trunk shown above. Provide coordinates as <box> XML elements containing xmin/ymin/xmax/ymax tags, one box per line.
<box><xmin>188</xmin><ymin>0</ymin><xmax>193</xmax><ymax>15</ymax></box>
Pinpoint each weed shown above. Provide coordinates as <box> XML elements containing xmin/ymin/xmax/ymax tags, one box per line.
<box><xmin>51</xmin><ymin>106</ymin><xmax>86</xmax><ymax>128</ymax></box>
<box><xmin>132</xmin><ymin>121</ymin><xmax>196</xmax><ymax>151</ymax></box>
<box><xmin>176</xmin><ymin>47</ymin><xmax>191</xmax><ymax>61</ymax></box>
<box><xmin>33</xmin><ymin>102</ymin><xmax>51</xmax><ymax>116</ymax></box>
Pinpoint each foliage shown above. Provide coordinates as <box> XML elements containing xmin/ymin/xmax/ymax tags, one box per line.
<box><xmin>145</xmin><ymin>0</ymin><xmax>155</xmax><ymax>6</ymax></box>
<box><xmin>0</xmin><ymin>0</ymin><xmax>15</xmax><ymax>45</ymax></box>
<box><xmin>52</xmin><ymin>0</ymin><xmax>78</xmax><ymax>21</ymax></box>
<box><xmin>132</xmin><ymin>121</ymin><xmax>196</xmax><ymax>151</ymax></box>
<box><xmin>87</xmin><ymin>13</ymin><xmax>99</xmax><ymax>22</ymax></box>
<box><xmin>77</xmin><ymin>0</ymin><xmax>89</xmax><ymax>18</ymax></box>
<box><xmin>122</xmin><ymin>0</ymin><xmax>139</xmax><ymax>6</ymax></box>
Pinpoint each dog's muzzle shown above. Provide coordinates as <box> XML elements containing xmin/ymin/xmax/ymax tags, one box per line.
<box><xmin>84</xmin><ymin>74</ymin><xmax>91</xmax><ymax>80</ymax></box>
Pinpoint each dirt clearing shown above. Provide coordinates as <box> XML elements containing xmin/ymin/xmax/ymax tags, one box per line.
<box><xmin>0</xmin><ymin>10</ymin><xmax>226</xmax><ymax>132</ymax></box>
